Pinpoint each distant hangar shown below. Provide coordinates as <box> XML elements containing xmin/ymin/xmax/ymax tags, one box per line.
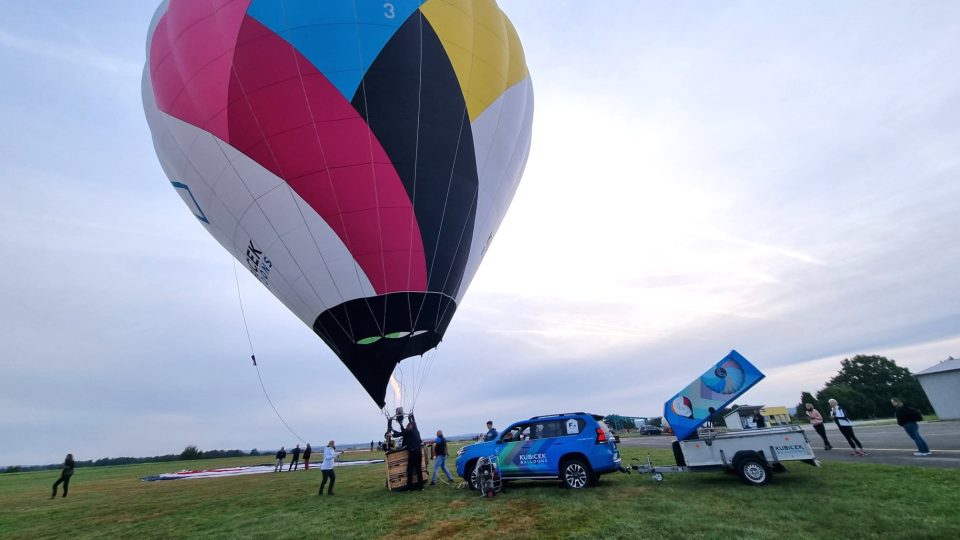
<box><xmin>916</xmin><ymin>357</ymin><xmax>960</xmax><ymax>420</ymax></box>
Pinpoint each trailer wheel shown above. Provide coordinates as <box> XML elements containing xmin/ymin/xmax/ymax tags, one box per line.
<box><xmin>736</xmin><ymin>456</ymin><xmax>771</xmax><ymax>486</ymax></box>
<box><xmin>652</xmin><ymin>472</ymin><xmax>664</xmax><ymax>482</ymax></box>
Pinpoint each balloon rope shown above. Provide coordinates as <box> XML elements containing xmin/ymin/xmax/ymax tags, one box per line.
<box><xmin>411</xmin><ymin>346</ymin><xmax>441</xmax><ymax>409</ymax></box>
<box><xmin>233</xmin><ymin>260</ymin><xmax>307</xmax><ymax>445</ymax></box>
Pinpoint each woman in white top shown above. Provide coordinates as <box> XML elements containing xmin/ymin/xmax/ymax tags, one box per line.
<box><xmin>318</xmin><ymin>440</ymin><xmax>337</xmax><ymax>496</ymax></box>
<box><xmin>828</xmin><ymin>399</ymin><xmax>866</xmax><ymax>456</ymax></box>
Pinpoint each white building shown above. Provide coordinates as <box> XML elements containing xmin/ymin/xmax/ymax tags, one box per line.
<box><xmin>916</xmin><ymin>358</ymin><xmax>960</xmax><ymax>420</ymax></box>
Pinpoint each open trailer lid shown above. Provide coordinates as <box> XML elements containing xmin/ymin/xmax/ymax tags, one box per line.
<box><xmin>663</xmin><ymin>350</ymin><xmax>765</xmax><ymax>440</ymax></box>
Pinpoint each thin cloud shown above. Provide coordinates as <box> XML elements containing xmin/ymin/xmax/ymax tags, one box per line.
<box><xmin>705</xmin><ymin>231</ymin><xmax>826</xmax><ymax>266</ymax></box>
<box><xmin>0</xmin><ymin>28</ymin><xmax>140</xmax><ymax>77</ymax></box>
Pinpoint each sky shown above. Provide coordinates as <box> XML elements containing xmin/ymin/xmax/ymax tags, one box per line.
<box><xmin>1</xmin><ymin>1</ymin><xmax>959</xmax><ymax>467</ymax></box>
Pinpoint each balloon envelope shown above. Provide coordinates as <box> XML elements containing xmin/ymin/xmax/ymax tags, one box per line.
<box><xmin>143</xmin><ymin>0</ymin><xmax>534</xmax><ymax>407</ymax></box>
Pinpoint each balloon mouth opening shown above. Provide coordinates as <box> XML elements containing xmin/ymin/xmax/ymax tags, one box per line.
<box><xmin>357</xmin><ymin>330</ymin><xmax>428</xmax><ymax>345</ymax></box>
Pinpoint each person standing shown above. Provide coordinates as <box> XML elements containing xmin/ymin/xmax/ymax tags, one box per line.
<box><xmin>274</xmin><ymin>447</ymin><xmax>287</xmax><ymax>472</ymax></box>
<box><xmin>318</xmin><ymin>441</ymin><xmax>337</xmax><ymax>496</ymax></box>
<box><xmin>288</xmin><ymin>444</ymin><xmax>301</xmax><ymax>471</ymax></box>
<box><xmin>303</xmin><ymin>443</ymin><xmax>312</xmax><ymax>470</ymax></box>
<box><xmin>804</xmin><ymin>403</ymin><xmax>833</xmax><ymax>450</ymax></box>
<box><xmin>705</xmin><ymin>407</ymin><xmax>722</xmax><ymax>431</ymax></box>
<box><xmin>483</xmin><ymin>420</ymin><xmax>498</xmax><ymax>442</ymax></box>
<box><xmin>50</xmin><ymin>453</ymin><xmax>75</xmax><ymax>498</ymax></box>
<box><xmin>753</xmin><ymin>410</ymin><xmax>766</xmax><ymax>428</ymax></box>
<box><xmin>392</xmin><ymin>418</ymin><xmax>424</xmax><ymax>491</ymax></box>
<box><xmin>891</xmin><ymin>398</ymin><xmax>931</xmax><ymax>456</ymax></box>
<box><xmin>430</xmin><ymin>430</ymin><xmax>454</xmax><ymax>485</ymax></box>
<box><xmin>828</xmin><ymin>399</ymin><xmax>866</xmax><ymax>456</ymax></box>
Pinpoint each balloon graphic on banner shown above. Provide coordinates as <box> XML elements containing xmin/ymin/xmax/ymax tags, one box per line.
<box><xmin>671</xmin><ymin>396</ymin><xmax>694</xmax><ymax>418</ymax></box>
<box><xmin>142</xmin><ymin>0</ymin><xmax>533</xmax><ymax>408</ymax></box>
<box><xmin>700</xmin><ymin>359</ymin><xmax>746</xmax><ymax>395</ymax></box>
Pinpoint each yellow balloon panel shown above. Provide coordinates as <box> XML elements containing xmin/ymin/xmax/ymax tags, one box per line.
<box><xmin>421</xmin><ymin>0</ymin><xmax>529</xmax><ymax>121</ymax></box>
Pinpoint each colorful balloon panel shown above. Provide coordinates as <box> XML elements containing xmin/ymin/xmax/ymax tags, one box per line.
<box><xmin>663</xmin><ymin>351</ymin><xmax>765</xmax><ymax>440</ymax></box>
<box><xmin>142</xmin><ymin>0</ymin><xmax>534</xmax><ymax>407</ymax></box>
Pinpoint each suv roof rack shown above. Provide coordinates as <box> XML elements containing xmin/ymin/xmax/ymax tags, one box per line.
<box><xmin>529</xmin><ymin>412</ymin><xmax>587</xmax><ymax>419</ymax></box>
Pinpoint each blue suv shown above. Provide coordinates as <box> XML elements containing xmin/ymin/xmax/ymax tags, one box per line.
<box><xmin>456</xmin><ymin>412</ymin><xmax>621</xmax><ymax>489</ymax></box>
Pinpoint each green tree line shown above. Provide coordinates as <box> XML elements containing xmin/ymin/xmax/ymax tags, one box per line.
<box><xmin>1</xmin><ymin>446</ymin><xmax>258</xmax><ymax>474</ymax></box>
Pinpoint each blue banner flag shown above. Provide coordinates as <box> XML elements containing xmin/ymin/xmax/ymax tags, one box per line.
<box><xmin>663</xmin><ymin>350</ymin><xmax>765</xmax><ymax>440</ymax></box>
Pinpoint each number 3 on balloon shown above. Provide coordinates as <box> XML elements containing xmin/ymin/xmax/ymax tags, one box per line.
<box><xmin>384</xmin><ymin>3</ymin><xmax>395</xmax><ymax>19</ymax></box>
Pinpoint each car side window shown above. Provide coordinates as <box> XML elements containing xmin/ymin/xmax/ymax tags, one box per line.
<box><xmin>501</xmin><ymin>424</ymin><xmax>526</xmax><ymax>442</ymax></box>
<box><xmin>538</xmin><ymin>420</ymin><xmax>564</xmax><ymax>439</ymax></box>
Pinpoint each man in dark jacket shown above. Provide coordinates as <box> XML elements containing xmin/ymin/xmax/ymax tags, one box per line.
<box><xmin>288</xmin><ymin>444</ymin><xmax>302</xmax><ymax>471</ymax></box>
<box><xmin>274</xmin><ymin>447</ymin><xmax>287</xmax><ymax>472</ymax></box>
<box><xmin>391</xmin><ymin>418</ymin><xmax>424</xmax><ymax>491</ymax></box>
<box><xmin>303</xmin><ymin>443</ymin><xmax>312</xmax><ymax>470</ymax></box>
<box><xmin>892</xmin><ymin>398</ymin><xmax>931</xmax><ymax>456</ymax></box>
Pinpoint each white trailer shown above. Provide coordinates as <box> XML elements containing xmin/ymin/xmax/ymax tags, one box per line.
<box><xmin>630</xmin><ymin>425</ymin><xmax>820</xmax><ymax>486</ymax></box>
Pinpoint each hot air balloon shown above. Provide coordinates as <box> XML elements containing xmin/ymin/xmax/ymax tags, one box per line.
<box><xmin>142</xmin><ymin>0</ymin><xmax>533</xmax><ymax>410</ymax></box>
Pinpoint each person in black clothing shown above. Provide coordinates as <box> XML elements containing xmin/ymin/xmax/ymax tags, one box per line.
<box><xmin>391</xmin><ymin>417</ymin><xmax>424</xmax><ymax>491</ymax></box>
<box><xmin>303</xmin><ymin>443</ymin><xmax>312</xmax><ymax>470</ymax></box>
<box><xmin>274</xmin><ymin>447</ymin><xmax>286</xmax><ymax>472</ymax></box>
<box><xmin>705</xmin><ymin>407</ymin><xmax>722</xmax><ymax>430</ymax></box>
<box><xmin>753</xmin><ymin>411</ymin><xmax>766</xmax><ymax>428</ymax></box>
<box><xmin>51</xmin><ymin>453</ymin><xmax>75</xmax><ymax>498</ymax></box>
<box><xmin>892</xmin><ymin>398</ymin><xmax>931</xmax><ymax>456</ymax></box>
<box><xmin>288</xmin><ymin>444</ymin><xmax>301</xmax><ymax>471</ymax></box>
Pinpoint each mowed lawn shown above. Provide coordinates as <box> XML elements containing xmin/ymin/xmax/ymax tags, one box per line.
<box><xmin>2</xmin><ymin>445</ymin><xmax>958</xmax><ymax>539</ymax></box>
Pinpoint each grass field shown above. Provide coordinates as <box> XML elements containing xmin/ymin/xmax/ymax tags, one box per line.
<box><xmin>2</xmin><ymin>444</ymin><xmax>958</xmax><ymax>539</ymax></box>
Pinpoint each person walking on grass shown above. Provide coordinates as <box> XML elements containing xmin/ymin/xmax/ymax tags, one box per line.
<box><xmin>891</xmin><ymin>398</ymin><xmax>931</xmax><ymax>456</ymax></box>
<box><xmin>303</xmin><ymin>443</ymin><xmax>312</xmax><ymax>470</ymax></box>
<box><xmin>805</xmin><ymin>403</ymin><xmax>833</xmax><ymax>450</ymax></box>
<box><xmin>318</xmin><ymin>440</ymin><xmax>337</xmax><ymax>496</ymax></box>
<box><xmin>288</xmin><ymin>444</ymin><xmax>301</xmax><ymax>471</ymax></box>
<box><xmin>274</xmin><ymin>447</ymin><xmax>286</xmax><ymax>472</ymax></box>
<box><xmin>828</xmin><ymin>399</ymin><xmax>866</xmax><ymax>456</ymax></box>
<box><xmin>430</xmin><ymin>430</ymin><xmax>455</xmax><ymax>485</ymax></box>
<box><xmin>50</xmin><ymin>453</ymin><xmax>75</xmax><ymax>498</ymax></box>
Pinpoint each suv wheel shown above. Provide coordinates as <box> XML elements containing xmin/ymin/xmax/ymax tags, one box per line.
<box><xmin>466</xmin><ymin>461</ymin><xmax>480</xmax><ymax>491</ymax></box>
<box><xmin>561</xmin><ymin>458</ymin><xmax>590</xmax><ymax>489</ymax></box>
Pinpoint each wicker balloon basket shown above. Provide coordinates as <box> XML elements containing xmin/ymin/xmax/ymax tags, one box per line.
<box><xmin>385</xmin><ymin>444</ymin><xmax>433</xmax><ymax>492</ymax></box>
